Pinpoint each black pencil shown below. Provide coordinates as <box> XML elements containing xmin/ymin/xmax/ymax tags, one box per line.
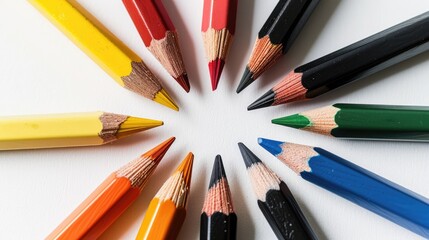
<box><xmin>237</xmin><ymin>143</ymin><xmax>317</xmax><ymax>240</ymax></box>
<box><xmin>236</xmin><ymin>0</ymin><xmax>319</xmax><ymax>93</ymax></box>
<box><xmin>200</xmin><ymin>155</ymin><xmax>237</xmax><ymax>240</ymax></box>
<box><xmin>248</xmin><ymin>11</ymin><xmax>429</xmax><ymax>110</ymax></box>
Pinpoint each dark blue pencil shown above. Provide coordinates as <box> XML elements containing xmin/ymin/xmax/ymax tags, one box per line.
<box><xmin>258</xmin><ymin>138</ymin><xmax>429</xmax><ymax>238</ymax></box>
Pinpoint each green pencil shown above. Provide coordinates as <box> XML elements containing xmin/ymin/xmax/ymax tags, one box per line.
<box><xmin>272</xmin><ymin>103</ymin><xmax>429</xmax><ymax>141</ymax></box>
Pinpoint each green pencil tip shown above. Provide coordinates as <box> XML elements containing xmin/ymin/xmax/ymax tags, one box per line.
<box><xmin>272</xmin><ymin>114</ymin><xmax>311</xmax><ymax>129</ymax></box>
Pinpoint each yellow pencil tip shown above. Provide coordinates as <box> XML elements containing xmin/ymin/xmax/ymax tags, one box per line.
<box><xmin>116</xmin><ymin>117</ymin><xmax>163</xmax><ymax>139</ymax></box>
<box><xmin>175</xmin><ymin>152</ymin><xmax>194</xmax><ymax>188</ymax></box>
<box><xmin>153</xmin><ymin>88</ymin><xmax>179</xmax><ymax>111</ymax></box>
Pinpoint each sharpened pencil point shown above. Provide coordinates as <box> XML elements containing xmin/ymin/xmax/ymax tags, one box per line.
<box><xmin>258</xmin><ymin>138</ymin><xmax>283</xmax><ymax>156</ymax></box>
<box><xmin>209</xmin><ymin>155</ymin><xmax>227</xmax><ymax>188</ymax></box>
<box><xmin>209</xmin><ymin>59</ymin><xmax>225</xmax><ymax>91</ymax></box>
<box><xmin>175</xmin><ymin>74</ymin><xmax>191</xmax><ymax>93</ymax></box>
<box><xmin>153</xmin><ymin>89</ymin><xmax>179</xmax><ymax>111</ymax></box>
<box><xmin>176</xmin><ymin>152</ymin><xmax>194</xmax><ymax>188</ymax></box>
<box><xmin>238</xmin><ymin>142</ymin><xmax>261</xmax><ymax>168</ymax></box>
<box><xmin>248</xmin><ymin>89</ymin><xmax>276</xmax><ymax>110</ymax></box>
<box><xmin>144</xmin><ymin>137</ymin><xmax>176</xmax><ymax>163</ymax></box>
<box><xmin>272</xmin><ymin>114</ymin><xmax>310</xmax><ymax>129</ymax></box>
<box><xmin>236</xmin><ymin>67</ymin><xmax>254</xmax><ymax>93</ymax></box>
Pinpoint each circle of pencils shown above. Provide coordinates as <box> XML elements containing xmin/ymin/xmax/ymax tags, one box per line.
<box><xmin>201</xmin><ymin>155</ymin><xmax>237</xmax><ymax>240</ymax></box>
<box><xmin>272</xmin><ymin>103</ymin><xmax>429</xmax><ymax>141</ymax></box>
<box><xmin>123</xmin><ymin>0</ymin><xmax>191</xmax><ymax>92</ymax></box>
<box><xmin>0</xmin><ymin>111</ymin><xmax>163</xmax><ymax>150</ymax></box>
<box><xmin>201</xmin><ymin>0</ymin><xmax>238</xmax><ymax>90</ymax></box>
<box><xmin>136</xmin><ymin>152</ymin><xmax>194</xmax><ymax>240</ymax></box>
<box><xmin>238</xmin><ymin>143</ymin><xmax>318</xmax><ymax>240</ymax></box>
<box><xmin>259</xmin><ymin>138</ymin><xmax>429</xmax><ymax>238</ymax></box>
<box><xmin>47</xmin><ymin>137</ymin><xmax>175</xmax><ymax>240</ymax></box>
<box><xmin>29</xmin><ymin>0</ymin><xmax>178</xmax><ymax>111</ymax></box>
<box><xmin>236</xmin><ymin>0</ymin><xmax>319</xmax><ymax>93</ymax></box>
<box><xmin>248</xmin><ymin>11</ymin><xmax>429</xmax><ymax>110</ymax></box>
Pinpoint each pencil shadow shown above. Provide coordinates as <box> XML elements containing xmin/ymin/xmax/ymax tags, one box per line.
<box><xmin>257</xmin><ymin>0</ymin><xmax>341</xmax><ymax>91</ymax></box>
<box><xmin>98</xmin><ymin>151</ymin><xmax>183</xmax><ymax>239</ymax></box>
<box><xmin>231</xmin><ymin>167</ymin><xmax>256</xmax><ymax>240</ymax></box>
<box><xmin>177</xmin><ymin>160</ymin><xmax>207</xmax><ymax>240</ymax></box>
<box><xmin>163</xmin><ymin>0</ymin><xmax>204</xmax><ymax>95</ymax></box>
<box><xmin>223</xmin><ymin>0</ymin><xmax>256</xmax><ymax>89</ymax></box>
<box><xmin>293</xmin><ymin>195</ymin><xmax>328</xmax><ymax>240</ymax></box>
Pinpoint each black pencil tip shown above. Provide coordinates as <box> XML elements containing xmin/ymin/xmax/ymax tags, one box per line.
<box><xmin>238</xmin><ymin>142</ymin><xmax>262</xmax><ymax>168</ymax></box>
<box><xmin>248</xmin><ymin>89</ymin><xmax>276</xmax><ymax>111</ymax></box>
<box><xmin>208</xmin><ymin>155</ymin><xmax>227</xmax><ymax>188</ymax></box>
<box><xmin>236</xmin><ymin>67</ymin><xmax>254</xmax><ymax>93</ymax></box>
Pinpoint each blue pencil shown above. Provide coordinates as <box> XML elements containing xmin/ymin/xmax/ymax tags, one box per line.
<box><xmin>258</xmin><ymin>138</ymin><xmax>429</xmax><ymax>238</ymax></box>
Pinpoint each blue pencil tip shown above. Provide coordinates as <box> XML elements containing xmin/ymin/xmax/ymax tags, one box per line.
<box><xmin>258</xmin><ymin>138</ymin><xmax>284</xmax><ymax>156</ymax></box>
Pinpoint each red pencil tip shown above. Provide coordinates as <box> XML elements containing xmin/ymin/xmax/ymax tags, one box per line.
<box><xmin>175</xmin><ymin>74</ymin><xmax>191</xmax><ymax>92</ymax></box>
<box><xmin>208</xmin><ymin>59</ymin><xmax>225</xmax><ymax>91</ymax></box>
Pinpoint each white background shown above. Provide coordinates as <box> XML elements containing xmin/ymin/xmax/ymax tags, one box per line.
<box><xmin>0</xmin><ymin>0</ymin><xmax>428</xmax><ymax>239</ymax></box>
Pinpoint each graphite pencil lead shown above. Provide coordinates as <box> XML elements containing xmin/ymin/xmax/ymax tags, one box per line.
<box><xmin>236</xmin><ymin>67</ymin><xmax>254</xmax><ymax>93</ymax></box>
<box><xmin>143</xmin><ymin>137</ymin><xmax>176</xmax><ymax>164</ymax></box>
<box><xmin>209</xmin><ymin>155</ymin><xmax>227</xmax><ymax>189</ymax></box>
<box><xmin>153</xmin><ymin>89</ymin><xmax>179</xmax><ymax>111</ymax></box>
<box><xmin>238</xmin><ymin>142</ymin><xmax>262</xmax><ymax>168</ymax></box>
<box><xmin>271</xmin><ymin>114</ymin><xmax>310</xmax><ymax>129</ymax></box>
<box><xmin>247</xmin><ymin>90</ymin><xmax>276</xmax><ymax>110</ymax></box>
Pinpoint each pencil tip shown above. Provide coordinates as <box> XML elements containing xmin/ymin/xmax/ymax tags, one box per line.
<box><xmin>176</xmin><ymin>152</ymin><xmax>194</xmax><ymax>188</ymax></box>
<box><xmin>236</xmin><ymin>67</ymin><xmax>254</xmax><ymax>93</ymax></box>
<box><xmin>258</xmin><ymin>138</ymin><xmax>283</xmax><ymax>156</ymax></box>
<box><xmin>144</xmin><ymin>137</ymin><xmax>176</xmax><ymax>163</ymax></box>
<box><xmin>272</xmin><ymin>114</ymin><xmax>310</xmax><ymax>129</ymax></box>
<box><xmin>209</xmin><ymin>59</ymin><xmax>225</xmax><ymax>91</ymax></box>
<box><xmin>209</xmin><ymin>155</ymin><xmax>227</xmax><ymax>188</ymax></box>
<box><xmin>247</xmin><ymin>89</ymin><xmax>276</xmax><ymax>111</ymax></box>
<box><xmin>238</xmin><ymin>142</ymin><xmax>261</xmax><ymax>168</ymax></box>
<box><xmin>175</xmin><ymin>74</ymin><xmax>191</xmax><ymax>93</ymax></box>
<box><xmin>153</xmin><ymin>88</ymin><xmax>179</xmax><ymax>111</ymax></box>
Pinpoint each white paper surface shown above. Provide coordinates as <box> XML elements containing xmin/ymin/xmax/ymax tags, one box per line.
<box><xmin>0</xmin><ymin>0</ymin><xmax>428</xmax><ymax>239</ymax></box>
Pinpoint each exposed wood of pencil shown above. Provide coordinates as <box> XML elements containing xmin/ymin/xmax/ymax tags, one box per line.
<box><xmin>136</xmin><ymin>152</ymin><xmax>194</xmax><ymax>240</ymax></box>
<box><xmin>249</xmin><ymin>11</ymin><xmax>429</xmax><ymax>110</ymax></box>
<box><xmin>259</xmin><ymin>137</ymin><xmax>429</xmax><ymax>238</ymax></box>
<box><xmin>237</xmin><ymin>143</ymin><xmax>317</xmax><ymax>240</ymax></box>
<box><xmin>123</xmin><ymin>0</ymin><xmax>190</xmax><ymax>92</ymax></box>
<box><xmin>201</xmin><ymin>0</ymin><xmax>238</xmax><ymax>90</ymax></box>
<box><xmin>273</xmin><ymin>103</ymin><xmax>429</xmax><ymax>141</ymax></box>
<box><xmin>0</xmin><ymin>112</ymin><xmax>163</xmax><ymax>150</ymax></box>
<box><xmin>236</xmin><ymin>0</ymin><xmax>319</xmax><ymax>93</ymax></box>
<box><xmin>201</xmin><ymin>155</ymin><xmax>237</xmax><ymax>240</ymax></box>
<box><xmin>47</xmin><ymin>137</ymin><xmax>175</xmax><ymax>240</ymax></box>
<box><xmin>29</xmin><ymin>0</ymin><xmax>178</xmax><ymax>110</ymax></box>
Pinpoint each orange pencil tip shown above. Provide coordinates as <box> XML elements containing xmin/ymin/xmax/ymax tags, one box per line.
<box><xmin>175</xmin><ymin>74</ymin><xmax>191</xmax><ymax>93</ymax></box>
<box><xmin>175</xmin><ymin>152</ymin><xmax>194</xmax><ymax>188</ymax></box>
<box><xmin>143</xmin><ymin>137</ymin><xmax>176</xmax><ymax>163</ymax></box>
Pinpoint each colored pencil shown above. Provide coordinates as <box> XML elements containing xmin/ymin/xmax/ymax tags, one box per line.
<box><xmin>136</xmin><ymin>152</ymin><xmax>194</xmax><ymax>240</ymax></box>
<box><xmin>200</xmin><ymin>155</ymin><xmax>237</xmax><ymax>240</ymax></box>
<box><xmin>236</xmin><ymin>0</ymin><xmax>319</xmax><ymax>93</ymax></box>
<box><xmin>201</xmin><ymin>0</ymin><xmax>238</xmax><ymax>90</ymax></box>
<box><xmin>0</xmin><ymin>111</ymin><xmax>163</xmax><ymax>150</ymax></box>
<box><xmin>248</xmin><ymin>11</ymin><xmax>429</xmax><ymax>110</ymax></box>
<box><xmin>29</xmin><ymin>0</ymin><xmax>178</xmax><ymax>111</ymax></box>
<box><xmin>272</xmin><ymin>103</ymin><xmax>429</xmax><ymax>141</ymax></box>
<box><xmin>237</xmin><ymin>143</ymin><xmax>317</xmax><ymax>240</ymax></box>
<box><xmin>47</xmin><ymin>137</ymin><xmax>175</xmax><ymax>240</ymax></box>
<box><xmin>123</xmin><ymin>0</ymin><xmax>190</xmax><ymax>92</ymax></box>
<box><xmin>259</xmin><ymin>138</ymin><xmax>429</xmax><ymax>238</ymax></box>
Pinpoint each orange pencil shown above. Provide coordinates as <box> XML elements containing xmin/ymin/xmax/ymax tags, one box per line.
<box><xmin>47</xmin><ymin>137</ymin><xmax>175</xmax><ymax>240</ymax></box>
<box><xmin>136</xmin><ymin>152</ymin><xmax>194</xmax><ymax>240</ymax></box>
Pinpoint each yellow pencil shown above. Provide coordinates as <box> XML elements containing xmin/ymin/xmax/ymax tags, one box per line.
<box><xmin>0</xmin><ymin>111</ymin><xmax>163</xmax><ymax>150</ymax></box>
<box><xmin>29</xmin><ymin>0</ymin><xmax>178</xmax><ymax>111</ymax></box>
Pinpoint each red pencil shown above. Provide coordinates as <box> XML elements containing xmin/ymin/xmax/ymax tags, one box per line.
<box><xmin>202</xmin><ymin>0</ymin><xmax>238</xmax><ymax>90</ymax></box>
<box><xmin>123</xmin><ymin>0</ymin><xmax>190</xmax><ymax>92</ymax></box>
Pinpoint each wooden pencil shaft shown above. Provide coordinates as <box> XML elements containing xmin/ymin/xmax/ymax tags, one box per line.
<box><xmin>200</xmin><ymin>212</ymin><xmax>237</xmax><ymax>240</ymax></box>
<box><xmin>259</xmin><ymin>0</ymin><xmax>319</xmax><ymax>52</ymax></box>
<box><xmin>296</xmin><ymin>11</ymin><xmax>429</xmax><ymax>98</ymax></box>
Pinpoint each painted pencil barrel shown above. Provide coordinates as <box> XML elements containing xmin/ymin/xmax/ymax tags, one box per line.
<box><xmin>200</xmin><ymin>212</ymin><xmax>237</xmax><ymax>240</ymax></box>
<box><xmin>297</xmin><ymin>11</ymin><xmax>429</xmax><ymax>98</ymax></box>
<box><xmin>303</xmin><ymin>148</ymin><xmax>429</xmax><ymax>238</ymax></box>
